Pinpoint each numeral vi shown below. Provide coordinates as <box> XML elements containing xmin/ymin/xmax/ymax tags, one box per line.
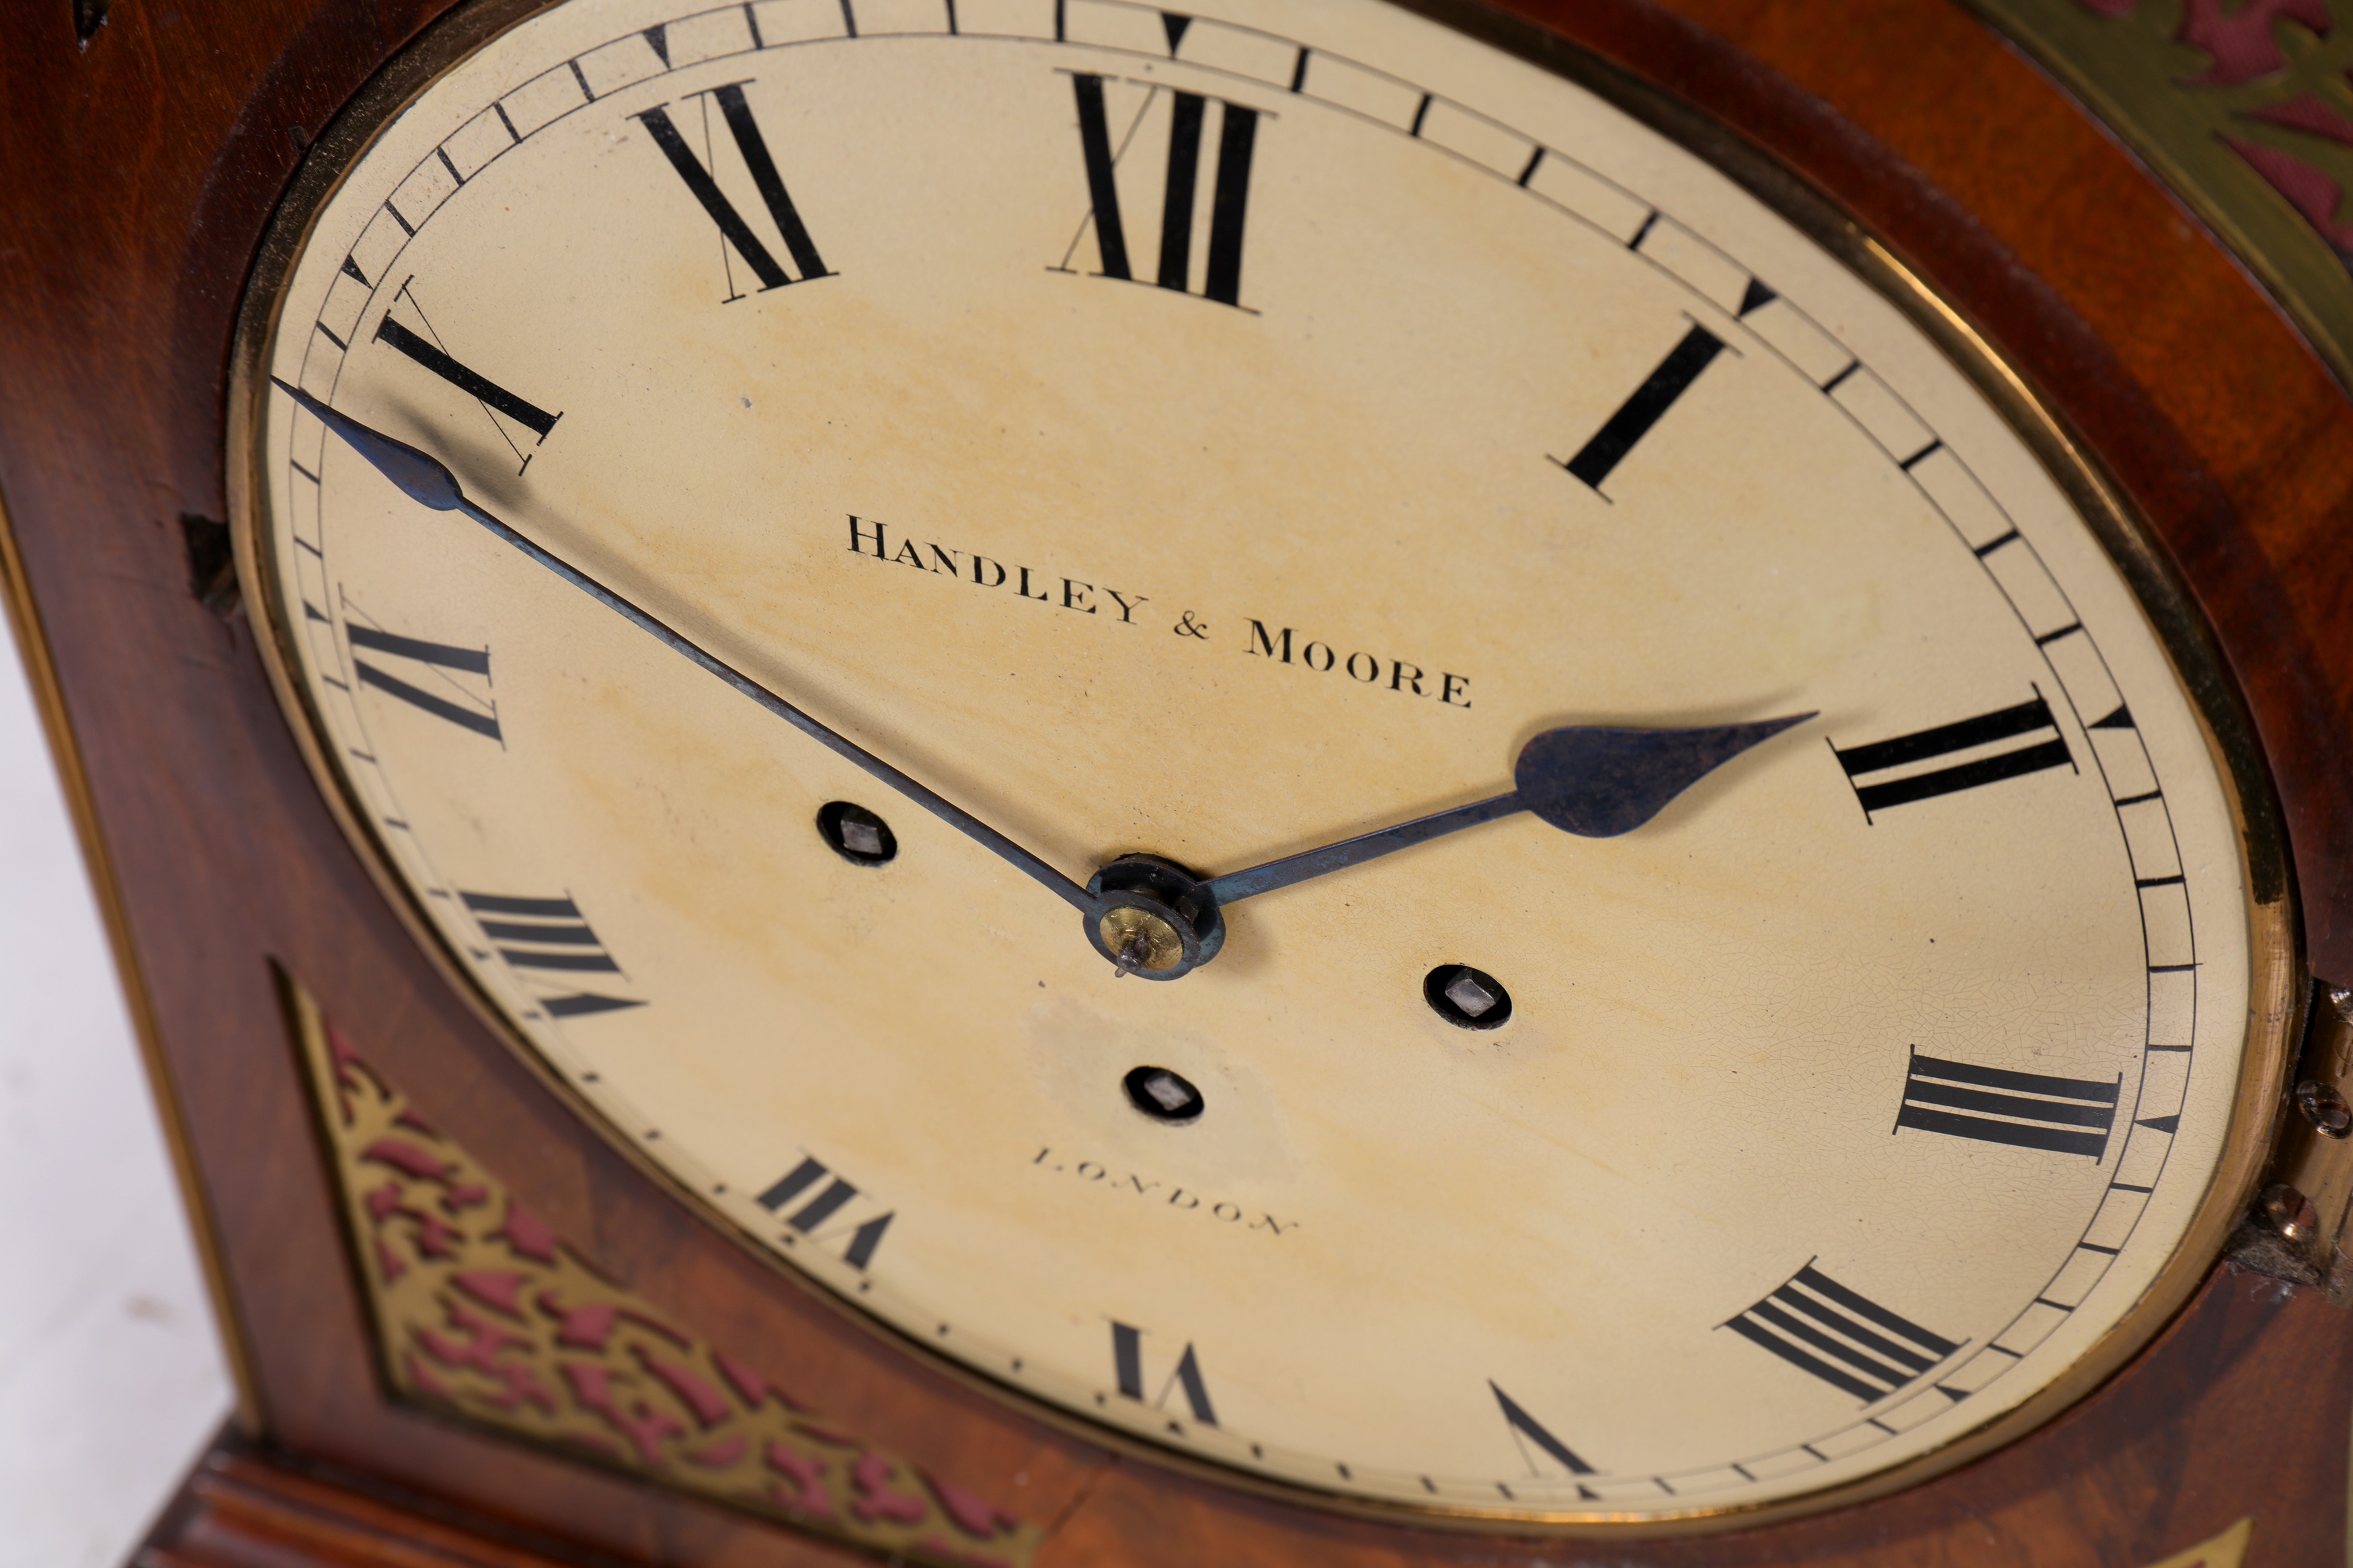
<box><xmin>1110</xmin><ymin>1320</ymin><xmax>1218</xmax><ymax>1428</ymax></box>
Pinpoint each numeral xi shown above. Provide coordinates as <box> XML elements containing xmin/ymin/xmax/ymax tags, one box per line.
<box><xmin>374</xmin><ymin>317</ymin><xmax>560</xmax><ymax>443</ymax></box>
<box><xmin>637</xmin><ymin>83</ymin><xmax>831</xmax><ymax>299</ymax></box>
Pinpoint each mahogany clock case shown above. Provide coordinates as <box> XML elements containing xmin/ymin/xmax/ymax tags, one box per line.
<box><xmin>1</xmin><ymin>0</ymin><xmax>2350</xmax><ymax>1564</ymax></box>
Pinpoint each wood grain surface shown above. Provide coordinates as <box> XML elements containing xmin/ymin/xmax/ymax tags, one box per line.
<box><xmin>3</xmin><ymin>0</ymin><xmax>2348</xmax><ymax>1561</ymax></box>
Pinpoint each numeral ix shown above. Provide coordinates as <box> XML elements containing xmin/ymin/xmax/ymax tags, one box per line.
<box><xmin>347</xmin><ymin>618</ymin><xmax>499</xmax><ymax>741</ymax></box>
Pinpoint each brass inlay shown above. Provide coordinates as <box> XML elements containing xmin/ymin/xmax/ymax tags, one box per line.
<box><xmin>2249</xmin><ymin>986</ymin><xmax>2353</xmax><ymax>1296</ymax></box>
<box><xmin>1966</xmin><ymin>0</ymin><xmax>2353</xmax><ymax>393</ymax></box>
<box><xmin>284</xmin><ymin>977</ymin><xmax>1041</xmax><ymax>1567</ymax></box>
<box><xmin>2139</xmin><ymin>1515</ymin><xmax>2253</xmax><ymax>1568</ymax></box>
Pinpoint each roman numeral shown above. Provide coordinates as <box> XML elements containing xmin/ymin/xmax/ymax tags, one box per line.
<box><xmin>1062</xmin><ymin>75</ymin><xmax>1259</xmax><ymax>308</ymax></box>
<box><xmin>1723</xmin><ymin>1264</ymin><xmax>1958</xmax><ymax>1403</ymax></box>
<box><xmin>1489</xmin><ymin>1381</ymin><xmax>1595</xmax><ymax>1477</ymax></box>
<box><xmin>1833</xmin><ymin>692</ymin><xmax>2073</xmax><ymax>817</ymax></box>
<box><xmin>458</xmin><ymin>892</ymin><xmax>644</xmax><ymax>1018</ymax></box>
<box><xmin>635</xmin><ymin>83</ymin><xmax>832</xmax><ymax>300</ymax></box>
<box><xmin>1110</xmin><ymin>1321</ymin><xmax>1217</xmax><ymax>1427</ymax></box>
<box><xmin>347</xmin><ymin>621</ymin><xmax>500</xmax><ymax>741</ymax></box>
<box><xmin>758</xmin><ymin>1156</ymin><xmax>893</xmax><ymax>1270</ymax></box>
<box><xmin>374</xmin><ymin>317</ymin><xmax>561</xmax><ymax>442</ymax></box>
<box><xmin>1896</xmin><ymin>1048</ymin><xmax>2120</xmax><ymax>1159</ymax></box>
<box><xmin>1560</xmin><ymin>324</ymin><xmax>1725</xmax><ymax>492</ymax></box>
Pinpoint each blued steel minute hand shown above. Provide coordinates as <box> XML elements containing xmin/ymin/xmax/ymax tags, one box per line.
<box><xmin>272</xmin><ymin>380</ymin><xmax>1101</xmax><ymax>915</ymax></box>
<box><xmin>1202</xmin><ymin>714</ymin><xmax>1814</xmax><ymax>905</ymax></box>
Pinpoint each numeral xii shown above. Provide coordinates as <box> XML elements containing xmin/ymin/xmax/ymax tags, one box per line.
<box><xmin>1068</xmin><ymin>75</ymin><xmax>1259</xmax><ymax>308</ymax></box>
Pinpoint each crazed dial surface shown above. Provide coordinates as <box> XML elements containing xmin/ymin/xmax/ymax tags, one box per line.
<box><xmin>244</xmin><ymin>0</ymin><xmax>2270</xmax><ymax>1524</ymax></box>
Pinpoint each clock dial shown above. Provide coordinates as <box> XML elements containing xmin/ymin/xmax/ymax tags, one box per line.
<box><xmin>239</xmin><ymin>0</ymin><xmax>2286</xmax><ymax>1526</ymax></box>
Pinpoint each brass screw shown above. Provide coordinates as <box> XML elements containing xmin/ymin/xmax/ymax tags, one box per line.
<box><xmin>2295</xmin><ymin>1079</ymin><xmax>2353</xmax><ymax>1138</ymax></box>
<box><xmin>2262</xmin><ymin>1182</ymin><xmax>2321</xmax><ymax>1245</ymax></box>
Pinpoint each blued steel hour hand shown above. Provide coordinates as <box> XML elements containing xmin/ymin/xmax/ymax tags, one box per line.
<box><xmin>272</xmin><ymin>379</ymin><xmax>1104</xmax><ymax>917</ymax></box>
<box><xmin>1200</xmin><ymin>715</ymin><xmax>1814</xmax><ymax>906</ymax></box>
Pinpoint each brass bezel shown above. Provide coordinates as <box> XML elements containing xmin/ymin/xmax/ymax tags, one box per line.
<box><xmin>226</xmin><ymin>0</ymin><xmax>2303</xmax><ymax>1538</ymax></box>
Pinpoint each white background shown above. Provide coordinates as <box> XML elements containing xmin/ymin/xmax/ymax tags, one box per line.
<box><xmin>0</xmin><ymin>614</ymin><xmax>233</xmax><ymax>1566</ymax></box>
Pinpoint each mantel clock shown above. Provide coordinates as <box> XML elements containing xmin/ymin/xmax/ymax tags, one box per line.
<box><xmin>3</xmin><ymin>0</ymin><xmax>2352</xmax><ymax>1562</ymax></box>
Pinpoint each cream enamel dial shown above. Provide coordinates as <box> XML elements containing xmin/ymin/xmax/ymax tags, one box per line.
<box><xmin>239</xmin><ymin>0</ymin><xmax>2289</xmax><ymax>1527</ymax></box>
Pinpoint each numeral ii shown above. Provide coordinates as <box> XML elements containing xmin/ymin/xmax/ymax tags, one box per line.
<box><xmin>1060</xmin><ymin>75</ymin><xmax>1260</xmax><ymax>308</ymax></box>
<box><xmin>1832</xmin><ymin>690</ymin><xmax>2073</xmax><ymax>818</ymax></box>
<box><xmin>458</xmin><ymin>891</ymin><xmax>644</xmax><ymax>1018</ymax></box>
<box><xmin>635</xmin><ymin>82</ymin><xmax>832</xmax><ymax>300</ymax></box>
<box><xmin>1722</xmin><ymin>1263</ymin><xmax>1958</xmax><ymax>1403</ymax></box>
